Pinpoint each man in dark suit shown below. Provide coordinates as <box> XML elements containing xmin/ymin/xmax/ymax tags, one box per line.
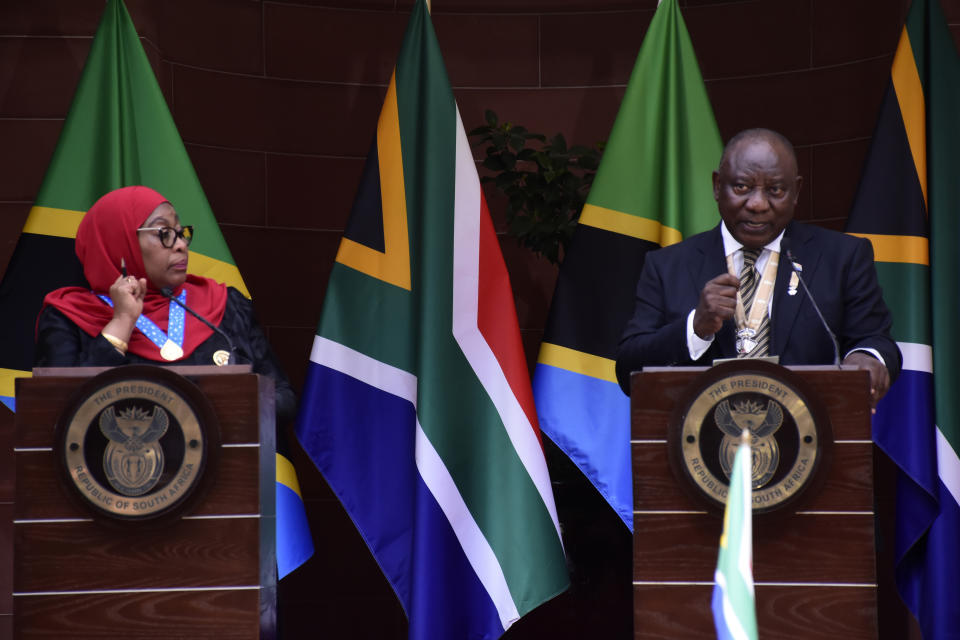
<box><xmin>615</xmin><ymin>128</ymin><xmax>901</xmax><ymax>406</ymax></box>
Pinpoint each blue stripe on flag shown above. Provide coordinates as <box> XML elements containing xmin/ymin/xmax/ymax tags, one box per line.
<box><xmin>532</xmin><ymin>362</ymin><xmax>632</xmax><ymax>528</ymax></box>
<box><xmin>710</xmin><ymin>586</ymin><xmax>737</xmax><ymax>640</ymax></box>
<box><xmin>408</xmin><ymin>473</ymin><xmax>505</xmax><ymax>640</ymax></box>
<box><xmin>873</xmin><ymin>369</ymin><xmax>937</xmax><ymax>491</ymax></box>
<box><xmin>901</xmin><ymin>480</ymin><xmax>960</xmax><ymax>639</ymax></box>
<box><xmin>296</xmin><ymin>361</ymin><xmax>416</xmax><ymax>607</ymax></box>
<box><xmin>872</xmin><ymin>369</ymin><xmax>939</xmax><ymax>556</ymax></box>
<box><xmin>1</xmin><ymin>396</ymin><xmax>13</xmax><ymax>412</ymax></box>
<box><xmin>276</xmin><ymin>482</ymin><xmax>315</xmax><ymax>579</ymax></box>
<box><xmin>296</xmin><ymin>361</ymin><xmax>504</xmax><ymax>638</ymax></box>
<box><xmin>870</xmin><ymin>370</ymin><xmax>960</xmax><ymax>634</ymax></box>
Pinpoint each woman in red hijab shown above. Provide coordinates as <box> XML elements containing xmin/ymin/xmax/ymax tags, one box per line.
<box><xmin>35</xmin><ymin>185</ymin><xmax>295</xmax><ymax>420</ymax></box>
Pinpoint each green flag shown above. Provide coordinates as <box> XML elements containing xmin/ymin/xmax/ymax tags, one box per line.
<box><xmin>532</xmin><ymin>0</ymin><xmax>722</xmax><ymax>529</ymax></box>
<box><xmin>0</xmin><ymin>0</ymin><xmax>246</xmax><ymax>411</ymax></box>
<box><xmin>578</xmin><ymin>0</ymin><xmax>721</xmax><ymax>244</ymax></box>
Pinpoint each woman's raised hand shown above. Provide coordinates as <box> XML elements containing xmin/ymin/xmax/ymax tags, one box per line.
<box><xmin>109</xmin><ymin>273</ymin><xmax>147</xmax><ymax>322</ymax></box>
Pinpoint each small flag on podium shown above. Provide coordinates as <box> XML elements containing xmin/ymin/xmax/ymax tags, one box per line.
<box><xmin>711</xmin><ymin>433</ymin><xmax>758</xmax><ymax>640</ymax></box>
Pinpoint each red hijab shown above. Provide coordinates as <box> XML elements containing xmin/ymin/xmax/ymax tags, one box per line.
<box><xmin>42</xmin><ymin>186</ymin><xmax>228</xmax><ymax>361</ymax></box>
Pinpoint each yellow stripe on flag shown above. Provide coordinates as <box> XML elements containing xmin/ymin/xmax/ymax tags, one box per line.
<box><xmin>537</xmin><ymin>342</ymin><xmax>617</xmax><ymax>383</ymax></box>
<box><xmin>21</xmin><ymin>206</ymin><xmax>85</xmax><ymax>239</ymax></box>
<box><xmin>891</xmin><ymin>29</ymin><xmax>928</xmax><ymax>208</ymax></box>
<box><xmin>579</xmin><ymin>203</ymin><xmax>684</xmax><ymax>247</ymax></box>
<box><xmin>848</xmin><ymin>233</ymin><xmax>929</xmax><ymax>265</ymax></box>
<box><xmin>335</xmin><ymin>70</ymin><xmax>412</xmax><ymax>291</ymax></box>
<box><xmin>276</xmin><ymin>452</ymin><xmax>303</xmax><ymax>498</ymax></box>
<box><xmin>22</xmin><ymin>207</ymin><xmax>249</xmax><ymax>297</ymax></box>
<box><xmin>188</xmin><ymin>253</ymin><xmax>250</xmax><ymax>297</ymax></box>
<box><xmin>0</xmin><ymin>368</ymin><xmax>32</xmax><ymax>399</ymax></box>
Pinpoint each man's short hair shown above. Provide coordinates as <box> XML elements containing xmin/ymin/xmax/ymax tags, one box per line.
<box><xmin>719</xmin><ymin>128</ymin><xmax>797</xmax><ymax>170</ymax></box>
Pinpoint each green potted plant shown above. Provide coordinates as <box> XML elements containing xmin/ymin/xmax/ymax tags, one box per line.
<box><xmin>469</xmin><ymin>110</ymin><xmax>603</xmax><ymax>265</ymax></box>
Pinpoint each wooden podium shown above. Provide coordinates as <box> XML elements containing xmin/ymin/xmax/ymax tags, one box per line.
<box><xmin>631</xmin><ymin>365</ymin><xmax>878</xmax><ymax>639</ymax></box>
<box><xmin>4</xmin><ymin>366</ymin><xmax>277</xmax><ymax>638</ymax></box>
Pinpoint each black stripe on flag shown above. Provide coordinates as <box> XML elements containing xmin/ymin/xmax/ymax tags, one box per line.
<box><xmin>343</xmin><ymin>139</ymin><xmax>386</xmax><ymax>252</ymax></box>
<box><xmin>0</xmin><ymin>233</ymin><xmax>86</xmax><ymax>372</ymax></box>
<box><xmin>543</xmin><ymin>224</ymin><xmax>660</xmax><ymax>360</ymax></box>
<box><xmin>847</xmin><ymin>83</ymin><xmax>928</xmax><ymax>235</ymax></box>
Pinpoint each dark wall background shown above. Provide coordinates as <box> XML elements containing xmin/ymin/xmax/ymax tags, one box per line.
<box><xmin>3</xmin><ymin>0</ymin><xmax>959</xmax><ymax>637</ymax></box>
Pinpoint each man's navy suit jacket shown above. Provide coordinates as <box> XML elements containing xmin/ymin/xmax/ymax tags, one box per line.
<box><xmin>615</xmin><ymin>221</ymin><xmax>902</xmax><ymax>394</ymax></box>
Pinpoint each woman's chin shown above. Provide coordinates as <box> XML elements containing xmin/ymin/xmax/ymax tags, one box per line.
<box><xmin>152</xmin><ymin>275</ymin><xmax>187</xmax><ymax>292</ymax></box>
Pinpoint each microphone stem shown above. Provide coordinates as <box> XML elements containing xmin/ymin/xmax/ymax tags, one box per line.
<box><xmin>784</xmin><ymin>252</ymin><xmax>841</xmax><ymax>368</ymax></box>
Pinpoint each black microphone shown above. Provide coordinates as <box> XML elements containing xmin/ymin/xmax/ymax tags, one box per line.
<box><xmin>780</xmin><ymin>238</ymin><xmax>841</xmax><ymax>368</ymax></box>
<box><xmin>161</xmin><ymin>287</ymin><xmax>238</xmax><ymax>365</ymax></box>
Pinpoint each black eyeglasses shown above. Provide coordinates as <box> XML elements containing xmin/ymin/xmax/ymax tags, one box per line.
<box><xmin>136</xmin><ymin>225</ymin><xmax>194</xmax><ymax>248</ymax></box>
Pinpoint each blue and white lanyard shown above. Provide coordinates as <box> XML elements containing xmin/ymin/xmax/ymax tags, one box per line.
<box><xmin>97</xmin><ymin>290</ymin><xmax>186</xmax><ymax>357</ymax></box>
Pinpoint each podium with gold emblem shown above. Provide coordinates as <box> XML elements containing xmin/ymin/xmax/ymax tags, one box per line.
<box><xmin>630</xmin><ymin>361</ymin><xmax>879</xmax><ymax>639</ymax></box>
<box><xmin>5</xmin><ymin>365</ymin><xmax>276</xmax><ymax>638</ymax></box>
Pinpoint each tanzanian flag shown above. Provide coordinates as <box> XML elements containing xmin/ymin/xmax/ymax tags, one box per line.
<box><xmin>531</xmin><ymin>0</ymin><xmax>722</xmax><ymax>529</ymax></box>
<box><xmin>0</xmin><ymin>0</ymin><xmax>312</xmax><ymax>580</ymax></box>
<box><xmin>293</xmin><ymin>1</ymin><xmax>569</xmax><ymax>637</ymax></box>
<box><xmin>845</xmin><ymin>0</ymin><xmax>960</xmax><ymax>636</ymax></box>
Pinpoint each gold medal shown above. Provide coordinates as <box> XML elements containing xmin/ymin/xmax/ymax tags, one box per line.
<box><xmin>160</xmin><ymin>339</ymin><xmax>184</xmax><ymax>361</ymax></box>
<box><xmin>212</xmin><ymin>350</ymin><xmax>231</xmax><ymax>366</ymax></box>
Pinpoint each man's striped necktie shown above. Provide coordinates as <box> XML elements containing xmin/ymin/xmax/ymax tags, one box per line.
<box><xmin>738</xmin><ymin>248</ymin><xmax>770</xmax><ymax>357</ymax></box>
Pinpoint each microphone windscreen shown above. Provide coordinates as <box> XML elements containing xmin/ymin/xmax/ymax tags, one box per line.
<box><xmin>780</xmin><ymin>236</ymin><xmax>796</xmax><ymax>262</ymax></box>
